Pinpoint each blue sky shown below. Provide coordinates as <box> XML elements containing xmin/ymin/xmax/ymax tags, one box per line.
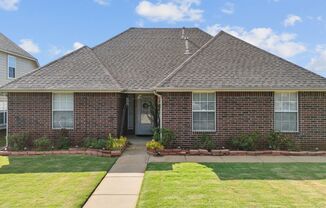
<box><xmin>1</xmin><ymin>0</ymin><xmax>326</xmax><ymax>76</ymax></box>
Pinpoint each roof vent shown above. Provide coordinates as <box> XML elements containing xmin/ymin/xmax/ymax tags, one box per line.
<box><xmin>181</xmin><ymin>27</ymin><xmax>185</xmax><ymax>39</ymax></box>
<box><xmin>184</xmin><ymin>37</ymin><xmax>191</xmax><ymax>55</ymax></box>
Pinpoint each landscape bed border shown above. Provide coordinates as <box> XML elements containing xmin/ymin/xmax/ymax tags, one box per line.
<box><xmin>147</xmin><ymin>149</ymin><xmax>326</xmax><ymax>156</ymax></box>
<box><xmin>0</xmin><ymin>145</ymin><xmax>128</xmax><ymax>157</ymax></box>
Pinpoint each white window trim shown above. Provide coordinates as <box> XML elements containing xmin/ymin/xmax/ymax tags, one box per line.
<box><xmin>7</xmin><ymin>55</ymin><xmax>16</xmax><ymax>79</ymax></box>
<box><xmin>52</xmin><ymin>93</ymin><xmax>74</xmax><ymax>130</ymax></box>
<box><xmin>192</xmin><ymin>92</ymin><xmax>216</xmax><ymax>132</ymax></box>
<box><xmin>274</xmin><ymin>92</ymin><xmax>299</xmax><ymax>133</ymax></box>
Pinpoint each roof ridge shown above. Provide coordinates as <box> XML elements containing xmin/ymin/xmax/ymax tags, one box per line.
<box><xmin>0</xmin><ymin>32</ymin><xmax>37</xmax><ymax>61</ymax></box>
<box><xmin>221</xmin><ymin>31</ymin><xmax>326</xmax><ymax>80</ymax></box>
<box><xmin>155</xmin><ymin>31</ymin><xmax>224</xmax><ymax>88</ymax></box>
<box><xmin>87</xmin><ymin>48</ymin><xmax>123</xmax><ymax>89</ymax></box>
<box><xmin>0</xmin><ymin>46</ymin><xmax>89</xmax><ymax>90</ymax></box>
<box><xmin>92</xmin><ymin>27</ymin><xmax>133</xmax><ymax>50</ymax></box>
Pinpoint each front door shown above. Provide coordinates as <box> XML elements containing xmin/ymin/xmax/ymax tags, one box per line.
<box><xmin>135</xmin><ymin>94</ymin><xmax>155</xmax><ymax>135</ymax></box>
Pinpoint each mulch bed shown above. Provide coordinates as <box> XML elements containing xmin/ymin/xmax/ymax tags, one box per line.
<box><xmin>147</xmin><ymin>149</ymin><xmax>326</xmax><ymax>156</ymax></box>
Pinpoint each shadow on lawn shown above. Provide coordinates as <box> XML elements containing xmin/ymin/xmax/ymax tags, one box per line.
<box><xmin>146</xmin><ymin>162</ymin><xmax>326</xmax><ymax>180</ymax></box>
<box><xmin>0</xmin><ymin>155</ymin><xmax>115</xmax><ymax>174</ymax></box>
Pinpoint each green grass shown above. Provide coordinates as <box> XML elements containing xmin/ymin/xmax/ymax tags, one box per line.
<box><xmin>137</xmin><ymin>163</ymin><xmax>326</xmax><ymax>208</ymax></box>
<box><xmin>0</xmin><ymin>155</ymin><xmax>116</xmax><ymax>208</ymax></box>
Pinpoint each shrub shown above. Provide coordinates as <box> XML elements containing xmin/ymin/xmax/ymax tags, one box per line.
<box><xmin>55</xmin><ymin>136</ymin><xmax>70</xmax><ymax>149</ymax></box>
<box><xmin>107</xmin><ymin>134</ymin><xmax>128</xmax><ymax>150</ymax></box>
<box><xmin>33</xmin><ymin>136</ymin><xmax>51</xmax><ymax>151</ymax></box>
<box><xmin>153</xmin><ymin>128</ymin><xmax>176</xmax><ymax>148</ymax></box>
<box><xmin>146</xmin><ymin>139</ymin><xmax>164</xmax><ymax>151</ymax></box>
<box><xmin>267</xmin><ymin>131</ymin><xmax>296</xmax><ymax>150</ymax></box>
<box><xmin>231</xmin><ymin>132</ymin><xmax>261</xmax><ymax>151</ymax></box>
<box><xmin>8</xmin><ymin>133</ymin><xmax>29</xmax><ymax>151</ymax></box>
<box><xmin>83</xmin><ymin>137</ymin><xmax>107</xmax><ymax>149</ymax></box>
<box><xmin>195</xmin><ymin>134</ymin><xmax>216</xmax><ymax>150</ymax></box>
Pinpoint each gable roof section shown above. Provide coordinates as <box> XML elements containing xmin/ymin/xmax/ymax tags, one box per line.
<box><xmin>92</xmin><ymin>28</ymin><xmax>212</xmax><ymax>90</ymax></box>
<box><xmin>0</xmin><ymin>32</ymin><xmax>38</xmax><ymax>61</ymax></box>
<box><xmin>156</xmin><ymin>31</ymin><xmax>326</xmax><ymax>91</ymax></box>
<box><xmin>1</xmin><ymin>46</ymin><xmax>122</xmax><ymax>91</ymax></box>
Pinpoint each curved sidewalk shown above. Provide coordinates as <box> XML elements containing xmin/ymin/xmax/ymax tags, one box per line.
<box><xmin>83</xmin><ymin>138</ymin><xmax>149</xmax><ymax>208</ymax></box>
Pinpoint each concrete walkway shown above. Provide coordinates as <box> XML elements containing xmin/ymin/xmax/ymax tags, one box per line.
<box><xmin>83</xmin><ymin>137</ymin><xmax>149</xmax><ymax>208</ymax></box>
<box><xmin>149</xmin><ymin>155</ymin><xmax>326</xmax><ymax>163</ymax></box>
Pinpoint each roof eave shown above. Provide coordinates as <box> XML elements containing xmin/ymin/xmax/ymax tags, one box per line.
<box><xmin>154</xmin><ymin>87</ymin><xmax>326</xmax><ymax>92</ymax></box>
<box><xmin>0</xmin><ymin>88</ymin><xmax>125</xmax><ymax>93</ymax></box>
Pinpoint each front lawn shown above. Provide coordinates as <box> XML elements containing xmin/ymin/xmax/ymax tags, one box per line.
<box><xmin>0</xmin><ymin>155</ymin><xmax>116</xmax><ymax>208</ymax></box>
<box><xmin>138</xmin><ymin>163</ymin><xmax>326</xmax><ymax>208</ymax></box>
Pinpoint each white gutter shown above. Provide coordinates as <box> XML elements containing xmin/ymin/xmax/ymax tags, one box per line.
<box><xmin>153</xmin><ymin>90</ymin><xmax>163</xmax><ymax>139</ymax></box>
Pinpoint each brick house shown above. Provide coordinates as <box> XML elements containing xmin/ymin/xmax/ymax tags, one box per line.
<box><xmin>1</xmin><ymin>28</ymin><xmax>326</xmax><ymax>150</ymax></box>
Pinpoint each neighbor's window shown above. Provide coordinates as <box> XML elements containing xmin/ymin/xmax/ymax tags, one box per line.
<box><xmin>274</xmin><ymin>92</ymin><xmax>298</xmax><ymax>132</ymax></box>
<box><xmin>192</xmin><ymin>92</ymin><xmax>216</xmax><ymax>131</ymax></box>
<box><xmin>8</xmin><ymin>55</ymin><xmax>16</xmax><ymax>79</ymax></box>
<box><xmin>52</xmin><ymin>93</ymin><xmax>74</xmax><ymax>129</ymax></box>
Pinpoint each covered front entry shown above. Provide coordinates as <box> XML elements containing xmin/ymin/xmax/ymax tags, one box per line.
<box><xmin>126</xmin><ymin>94</ymin><xmax>156</xmax><ymax>136</ymax></box>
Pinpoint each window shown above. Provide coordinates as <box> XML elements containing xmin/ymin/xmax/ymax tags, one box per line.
<box><xmin>0</xmin><ymin>101</ymin><xmax>7</xmax><ymax>127</ymax></box>
<box><xmin>192</xmin><ymin>92</ymin><xmax>216</xmax><ymax>131</ymax></box>
<box><xmin>8</xmin><ymin>55</ymin><xmax>16</xmax><ymax>79</ymax></box>
<box><xmin>274</xmin><ymin>92</ymin><xmax>298</xmax><ymax>132</ymax></box>
<box><xmin>52</xmin><ymin>93</ymin><xmax>74</xmax><ymax>129</ymax></box>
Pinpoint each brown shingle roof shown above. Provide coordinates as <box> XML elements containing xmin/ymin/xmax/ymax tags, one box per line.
<box><xmin>156</xmin><ymin>31</ymin><xmax>326</xmax><ymax>90</ymax></box>
<box><xmin>1</xmin><ymin>46</ymin><xmax>121</xmax><ymax>91</ymax></box>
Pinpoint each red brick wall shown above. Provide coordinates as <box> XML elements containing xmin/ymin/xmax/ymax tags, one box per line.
<box><xmin>8</xmin><ymin>92</ymin><xmax>124</xmax><ymax>145</ymax></box>
<box><xmin>162</xmin><ymin>92</ymin><xmax>326</xmax><ymax>150</ymax></box>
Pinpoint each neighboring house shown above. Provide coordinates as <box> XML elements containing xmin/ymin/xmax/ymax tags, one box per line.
<box><xmin>1</xmin><ymin>28</ymin><xmax>326</xmax><ymax>150</ymax></box>
<box><xmin>0</xmin><ymin>33</ymin><xmax>39</xmax><ymax>129</ymax></box>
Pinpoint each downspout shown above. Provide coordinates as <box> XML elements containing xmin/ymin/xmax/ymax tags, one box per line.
<box><xmin>5</xmin><ymin>93</ymin><xmax>8</xmax><ymax>150</ymax></box>
<box><xmin>153</xmin><ymin>90</ymin><xmax>162</xmax><ymax>139</ymax></box>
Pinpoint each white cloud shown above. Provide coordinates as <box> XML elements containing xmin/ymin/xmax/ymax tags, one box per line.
<box><xmin>136</xmin><ymin>19</ymin><xmax>145</xmax><ymax>27</ymax></box>
<box><xmin>48</xmin><ymin>46</ymin><xmax>62</xmax><ymax>56</ymax></box>
<box><xmin>135</xmin><ymin>0</ymin><xmax>203</xmax><ymax>22</ymax></box>
<box><xmin>0</xmin><ymin>0</ymin><xmax>19</xmax><ymax>11</ymax></box>
<box><xmin>307</xmin><ymin>45</ymin><xmax>326</xmax><ymax>75</ymax></box>
<box><xmin>18</xmin><ymin>39</ymin><xmax>40</xmax><ymax>54</ymax></box>
<box><xmin>221</xmin><ymin>2</ymin><xmax>234</xmax><ymax>15</ymax></box>
<box><xmin>206</xmin><ymin>24</ymin><xmax>306</xmax><ymax>58</ymax></box>
<box><xmin>94</xmin><ymin>0</ymin><xmax>109</xmax><ymax>6</ymax></box>
<box><xmin>283</xmin><ymin>14</ymin><xmax>302</xmax><ymax>27</ymax></box>
<box><xmin>65</xmin><ymin>42</ymin><xmax>84</xmax><ymax>55</ymax></box>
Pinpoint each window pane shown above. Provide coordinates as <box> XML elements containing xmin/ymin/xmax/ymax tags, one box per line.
<box><xmin>200</xmin><ymin>102</ymin><xmax>208</xmax><ymax>111</ymax></box>
<box><xmin>208</xmin><ymin>102</ymin><xmax>215</xmax><ymax>111</ymax></box>
<box><xmin>281</xmin><ymin>93</ymin><xmax>289</xmax><ymax>101</ymax></box>
<box><xmin>274</xmin><ymin>120</ymin><xmax>282</xmax><ymax>131</ymax></box>
<box><xmin>9</xmin><ymin>67</ymin><xmax>15</xmax><ymax>78</ymax></box>
<box><xmin>53</xmin><ymin>94</ymin><xmax>73</xmax><ymax>111</ymax></box>
<box><xmin>208</xmin><ymin>93</ymin><xmax>215</xmax><ymax>101</ymax></box>
<box><xmin>275</xmin><ymin>93</ymin><xmax>281</xmax><ymax>101</ymax></box>
<box><xmin>193</xmin><ymin>94</ymin><xmax>200</xmax><ymax>101</ymax></box>
<box><xmin>275</xmin><ymin>101</ymin><xmax>282</xmax><ymax>111</ymax></box>
<box><xmin>193</xmin><ymin>121</ymin><xmax>200</xmax><ymax>131</ymax></box>
<box><xmin>200</xmin><ymin>93</ymin><xmax>207</xmax><ymax>102</ymax></box>
<box><xmin>208</xmin><ymin>112</ymin><xmax>215</xmax><ymax>121</ymax></box>
<box><xmin>53</xmin><ymin>111</ymin><xmax>73</xmax><ymax>129</ymax></box>
<box><xmin>290</xmin><ymin>93</ymin><xmax>297</xmax><ymax>101</ymax></box>
<box><xmin>0</xmin><ymin>112</ymin><xmax>4</xmax><ymax>125</ymax></box>
<box><xmin>192</xmin><ymin>101</ymin><xmax>200</xmax><ymax>111</ymax></box>
<box><xmin>282</xmin><ymin>102</ymin><xmax>290</xmax><ymax>112</ymax></box>
<box><xmin>289</xmin><ymin>101</ymin><xmax>297</xmax><ymax>111</ymax></box>
<box><xmin>193</xmin><ymin>112</ymin><xmax>200</xmax><ymax>120</ymax></box>
<box><xmin>207</xmin><ymin>120</ymin><xmax>215</xmax><ymax>131</ymax></box>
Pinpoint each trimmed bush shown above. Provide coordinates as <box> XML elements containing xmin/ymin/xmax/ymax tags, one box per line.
<box><xmin>55</xmin><ymin>136</ymin><xmax>70</xmax><ymax>149</ymax></box>
<box><xmin>83</xmin><ymin>137</ymin><xmax>107</xmax><ymax>149</ymax></box>
<box><xmin>153</xmin><ymin>128</ymin><xmax>176</xmax><ymax>148</ymax></box>
<box><xmin>267</xmin><ymin>131</ymin><xmax>296</xmax><ymax>150</ymax></box>
<box><xmin>146</xmin><ymin>139</ymin><xmax>164</xmax><ymax>151</ymax></box>
<box><xmin>33</xmin><ymin>136</ymin><xmax>51</xmax><ymax>151</ymax></box>
<box><xmin>231</xmin><ymin>132</ymin><xmax>261</xmax><ymax>151</ymax></box>
<box><xmin>8</xmin><ymin>133</ymin><xmax>29</xmax><ymax>151</ymax></box>
<box><xmin>195</xmin><ymin>134</ymin><xmax>216</xmax><ymax>151</ymax></box>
